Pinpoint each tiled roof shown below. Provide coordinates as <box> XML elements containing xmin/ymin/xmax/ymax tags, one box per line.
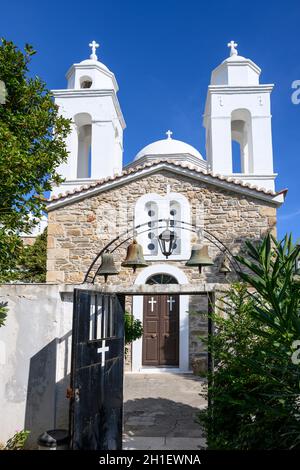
<box><xmin>48</xmin><ymin>159</ymin><xmax>286</xmax><ymax>203</ymax></box>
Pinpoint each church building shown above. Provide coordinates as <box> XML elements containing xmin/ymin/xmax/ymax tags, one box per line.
<box><xmin>46</xmin><ymin>40</ymin><xmax>285</xmax><ymax>373</ymax></box>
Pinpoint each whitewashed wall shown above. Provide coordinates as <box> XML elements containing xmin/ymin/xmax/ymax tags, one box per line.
<box><xmin>0</xmin><ymin>284</ymin><xmax>73</xmax><ymax>448</ymax></box>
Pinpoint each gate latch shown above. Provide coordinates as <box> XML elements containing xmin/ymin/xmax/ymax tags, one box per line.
<box><xmin>66</xmin><ymin>388</ymin><xmax>74</xmax><ymax>399</ymax></box>
<box><xmin>66</xmin><ymin>388</ymin><xmax>80</xmax><ymax>402</ymax></box>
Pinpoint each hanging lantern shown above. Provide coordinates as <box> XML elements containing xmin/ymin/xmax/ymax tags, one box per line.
<box><xmin>158</xmin><ymin>228</ymin><xmax>176</xmax><ymax>258</ymax></box>
<box><xmin>96</xmin><ymin>252</ymin><xmax>119</xmax><ymax>282</ymax></box>
<box><xmin>185</xmin><ymin>244</ymin><xmax>214</xmax><ymax>273</ymax></box>
<box><xmin>219</xmin><ymin>256</ymin><xmax>231</xmax><ymax>275</ymax></box>
<box><xmin>121</xmin><ymin>239</ymin><xmax>149</xmax><ymax>272</ymax></box>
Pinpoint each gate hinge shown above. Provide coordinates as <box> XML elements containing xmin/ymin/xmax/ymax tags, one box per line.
<box><xmin>66</xmin><ymin>387</ymin><xmax>74</xmax><ymax>399</ymax></box>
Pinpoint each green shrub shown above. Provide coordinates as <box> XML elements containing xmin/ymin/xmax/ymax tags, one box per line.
<box><xmin>4</xmin><ymin>430</ymin><xmax>30</xmax><ymax>450</ymax></box>
<box><xmin>199</xmin><ymin>235</ymin><xmax>300</xmax><ymax>450</ymax></box>
<box><xmin>0</xmin><ymin>301</ymin><xmax>7</xmax><ymax>327</ymax></box>
<box><xmin>124</xmin><ymin>312</ymin><xmax>143</xmax><ymax>356</ymax></box>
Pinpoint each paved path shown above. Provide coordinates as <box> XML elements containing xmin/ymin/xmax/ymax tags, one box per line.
<box><xmin>123</xmin><ymin>373</ymin><xmax>206</xmax><ymax>450</ymax></box>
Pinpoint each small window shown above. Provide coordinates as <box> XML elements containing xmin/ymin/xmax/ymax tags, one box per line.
<box><xmin>80</xmin><ymin>76</ymin><xmax>93</xmax><ymax>89</ymax></box>
<box><xmin>81</xmin><ymin>80</ymin><xmax>92</xmax><ymax>89</ymax></box>
<box><xmin>146</xmin><ymin>274</ymin><xmax>178</xmax><ymax>285</ymax></box>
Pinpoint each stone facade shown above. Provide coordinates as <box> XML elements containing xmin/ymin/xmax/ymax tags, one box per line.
<box><xmin>47</xmin><ymin>170</ymin><xmax>276</xmax><ymax>284</ymax></box>
<box><xmin>46</xmin><ymin>170</ymin><xmax>277</xmax><ymax>369</ymax></box>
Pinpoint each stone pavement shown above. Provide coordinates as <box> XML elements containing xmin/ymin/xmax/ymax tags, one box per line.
<box><xmin>123</xmin><ymin>373</ymin><xmax>207</xmax><ymax>450</ymax></box>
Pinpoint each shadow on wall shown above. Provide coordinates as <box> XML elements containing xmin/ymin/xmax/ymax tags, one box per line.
<box><xmin>24</xmin><ymin>331</ymin><xmax>71</xmax><ymax>449</ymax></box>
<box><xmin>204</xmin><ymin>234</ymin><xmax>272</xmax><ymax>284</ymax></box>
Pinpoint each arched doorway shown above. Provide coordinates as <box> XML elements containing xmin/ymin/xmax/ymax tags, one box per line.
<box><xmin>132</xmin><ymin>264</ymin><xmax>190</xmax><ymax>372</ymax></box>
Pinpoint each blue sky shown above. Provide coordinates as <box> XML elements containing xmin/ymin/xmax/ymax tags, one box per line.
<box><xmin>1</xmin><ymin>0</ymin><xmax>300</xmax><ymax>240</ymax></box>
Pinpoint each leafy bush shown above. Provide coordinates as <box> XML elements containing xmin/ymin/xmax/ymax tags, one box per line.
<box><xmin>17</xmin><ymin>228</ymin><xmax>47</xmax><ymax>282</ymax></box>
<box><xmin>0</xmin><ymin>229</ymin><xmax>47</xmax><ymax>283</ymax></box>
<box><xmin>124</xmin><ymin>312</ymin><xmax>143</xmax><ymax>356</ymax></box>
<box><xmin>0</xmin><ymin>301</ymin><xmax>8</xmax><ymax>327</ymax></box>
<box><xmin>0</xmin><ymin>39</ymin><xmax>70</xmax><ymax>280</ymax></box>
<box><xmin>199</xmin><ymin>235</ymin><xmax>300</xmax><ymax>449</ymax></box>
<box><xmin>4</xmin><ymin>430</ymin><xmax>30</xmax><ymax>450</ymax></box>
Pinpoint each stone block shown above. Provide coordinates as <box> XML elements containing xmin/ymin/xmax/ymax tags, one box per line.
<box><xmin>191</xmin><ymin>356</ymin><xmax>207</xmax><ymax>376</ymax></box>
<box><xmin>259</xmin><ymin>206</ymin><xmax>276</xmax><ymax>217</ymax></box>
<box><xmin>46</xmin><ymin>270</ymin><xmax>64</xmax><ymax>283</ymax></box>
<box><xmin>47</xmin><ymin>223</ymin><xmax>64</xmax><ymax>236</ymax></box>
<box><xmin>47</xmin><ymin>248</ymin><xmax>69</xmax><ymax>260</ymax></box>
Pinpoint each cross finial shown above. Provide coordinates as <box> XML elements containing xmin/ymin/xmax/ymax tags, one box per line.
<box><xmin>89</xmin><ymin>40</ymin><xmax>99</xmax><ymax>60</ymax></box>
<box><xmin>227</xmin><ymin>40</ymin><xmax>238</xmax><ymax>57</ymax></box>
<box><xmin>166</xmin><ymin>130</ymin><xmax>173</xmax><ymax>140</ymax></box>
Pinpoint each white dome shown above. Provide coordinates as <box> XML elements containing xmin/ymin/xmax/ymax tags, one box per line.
<box><xmin>134</xmin><ymin>136</ymin><xmax>203</xmax><ymax>161</ymax></box>
<box><xmin>80</xmin><ymin>58</ymin><xmax>109</xmax><ymax>72</ymax></box>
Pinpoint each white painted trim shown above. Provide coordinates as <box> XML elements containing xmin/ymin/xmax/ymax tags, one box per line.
<box><xmin>207</xmin><ymin>84</ymin><xmax>274</xmax><ymax>94</ymax></box>
<box><xmin>47</xmin><ymin>162</ymin><xmax>284</xmax><ymax>211</ymax></box>
<box><xmin>134</xmin><ymin>192</ymin><xmax>191</xmax><ymax>260</ymax></box>
<box><xmin>51</xmin><ymin>89</ymin><xmax>126</xmax><ymax>129</ymax></box>
<box><xmin>132</xmin><ymin>264</ymin><xmax>190</xmax><ymax>373</ymax></box>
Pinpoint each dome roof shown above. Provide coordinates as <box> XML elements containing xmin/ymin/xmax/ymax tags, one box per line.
<box><xmin>79</xmin><ymin>58</ymin><xmax>109</xmax><ymax>72</ymax></box>
<box><xmin>211</xmin><ymin>41</ymin><xmax>261</xmax><ymax>86</ymax></box>
<box><xmin>134</xmin><ymin>133</ymin><xmax>203</xmax><ymax>161</ymax></box>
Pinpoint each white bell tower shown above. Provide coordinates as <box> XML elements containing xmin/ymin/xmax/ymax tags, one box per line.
<box><xmin>203</xmin><ymin>41</ymin><xmax>276</xmax><ymax>191</ymax></box>
<box><xmin>51</xmin><ymin>41</ymin><xmax>126</xmax><ymax>197</ymax></box>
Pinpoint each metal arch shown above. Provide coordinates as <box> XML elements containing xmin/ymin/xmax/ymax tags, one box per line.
<box><xmin>83</xmin><ymin>218</ymin><xmax>241</xmax><ymax>284</ymax></box>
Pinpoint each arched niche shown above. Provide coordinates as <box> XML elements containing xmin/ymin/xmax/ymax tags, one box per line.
<box><xmin>74</xmin><ymin>113</ymin><xmax>92</xmax><ymax>178</ymax></box>
<box><xmin>80</xmin><ymin>76</ymin><xmax>93</xmax><ymax>89</ymax></box>
<box><xmin>231</xmin><ymin>108</ymin><xmax>253</xmax><ymax>174</ymax></box>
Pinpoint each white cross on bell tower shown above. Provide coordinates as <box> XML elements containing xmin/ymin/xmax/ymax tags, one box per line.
<box><xmin>50</xmin><ymin>41</ymin><xmax>126</xmax><ymax>198</ymax></box>
<box><xmin>89</xmin><ymin>40</ymin><xmax>99</xmax><ymax>60</ymax></box>
<box><xmin>203</xmin><ymin>42</ymin><xmax>276</xmax><ymax>192</ymax></box>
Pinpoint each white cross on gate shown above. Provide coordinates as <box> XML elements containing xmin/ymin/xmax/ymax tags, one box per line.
<box><xmin>148</xmin><ymin>297</ymin><xmax>157</xmax><ymax>312</ymax></box>
<box><xmin>167</xmin><ymin>296</ymin><xmax>176</xmax><ymax>311</ymax></box>
<box><xmin>89</xmin><ymin>40</ymin><xmax>99</xmax><ymax>60</ymax></box>
<box><xmin>97</xmin><ymin>339</ymin><xmax>109</xmax><ymax>367</ymax></box>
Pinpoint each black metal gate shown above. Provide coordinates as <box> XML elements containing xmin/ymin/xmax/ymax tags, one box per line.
<box><xmin>70</xmin><ymin>289</ymin><xmax>125</xmax><ymax>450</ymax></box>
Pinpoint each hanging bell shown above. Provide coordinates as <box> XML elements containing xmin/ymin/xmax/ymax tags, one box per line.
<box><xmin>96</xmin><ymin>252</ymin><xmax>119</xmax><ymax>282</ymax></box>
<box><xmin>219</xmin><ymin>256</ymin><xmax>231</xmax><ymax>275</ymax></box>
<box><xmin>185</xmin><ymin>244</ymin><xmax>214</xmax><ymax>273</ymax></box>
<box><xmin>121</xmin><ymin>239</ymin><xmax>149</xmax><ymax>272</ymax></box>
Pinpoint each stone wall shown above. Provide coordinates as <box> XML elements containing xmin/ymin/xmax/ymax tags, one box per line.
<box><xmin>47</xmin><ymin>170</ymin><xmax>277</xmax><ymax>285</ymax></box>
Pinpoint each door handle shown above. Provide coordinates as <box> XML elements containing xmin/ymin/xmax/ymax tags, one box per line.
<box><xmin>164</xmin><ymin>334</ymin><xmax>170</xmax><ymax>338</ymax></box>
<box><xmin>151</xmin><ymin>334</ymin><xmax>157</xmax><ymax>338</ymax></box>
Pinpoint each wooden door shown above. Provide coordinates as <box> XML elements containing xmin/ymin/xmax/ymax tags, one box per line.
<box><xmin>142</xmin><ymin>295</ymin><xmax>179</xmax><ymax>366</ymax></box>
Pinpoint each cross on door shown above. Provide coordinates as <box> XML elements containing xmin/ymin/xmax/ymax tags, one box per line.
<box><xmin>167</xmin><ymin>296</ymin><xmax>176</xmax><ymax>311</ymax></box>
<box><xmin>97</xmin><ymin>339</ymin><xmax>109</xmax><ymax>367</ymax></box>
<box><xmin>148</xmin><ymin>297</ymin><xmax>157</xmax><ymax>312</ymax></box>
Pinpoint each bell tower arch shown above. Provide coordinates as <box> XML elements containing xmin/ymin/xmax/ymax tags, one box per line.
<box><xmin>51</xmin><ymin>41</ymin><xmax>126</xmax><ymax>197</ymax></box>
<box><xmin>203</xmin><ymin>41</ymin><xmax>276</xmax><ymax>191</ymax></box>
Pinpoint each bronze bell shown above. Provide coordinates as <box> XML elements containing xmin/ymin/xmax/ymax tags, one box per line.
<box><xmin>185</xmin><ymin>244</ymin><xmax>214</xmax><ymax>273</ymax></box>
<box><xmin>219</xmin><ymin>257</ymin><xmax>231</xmax><ymax>275</ymax></box>
<box><xmin>121</xmin><ymin>239</ymin><xmax>149</xmax><ymax>272</ymax></box>
<box><xmin>96</xmin><ymin>252</ymin><xmax>119</xmax><ymax>282</ymax></box>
